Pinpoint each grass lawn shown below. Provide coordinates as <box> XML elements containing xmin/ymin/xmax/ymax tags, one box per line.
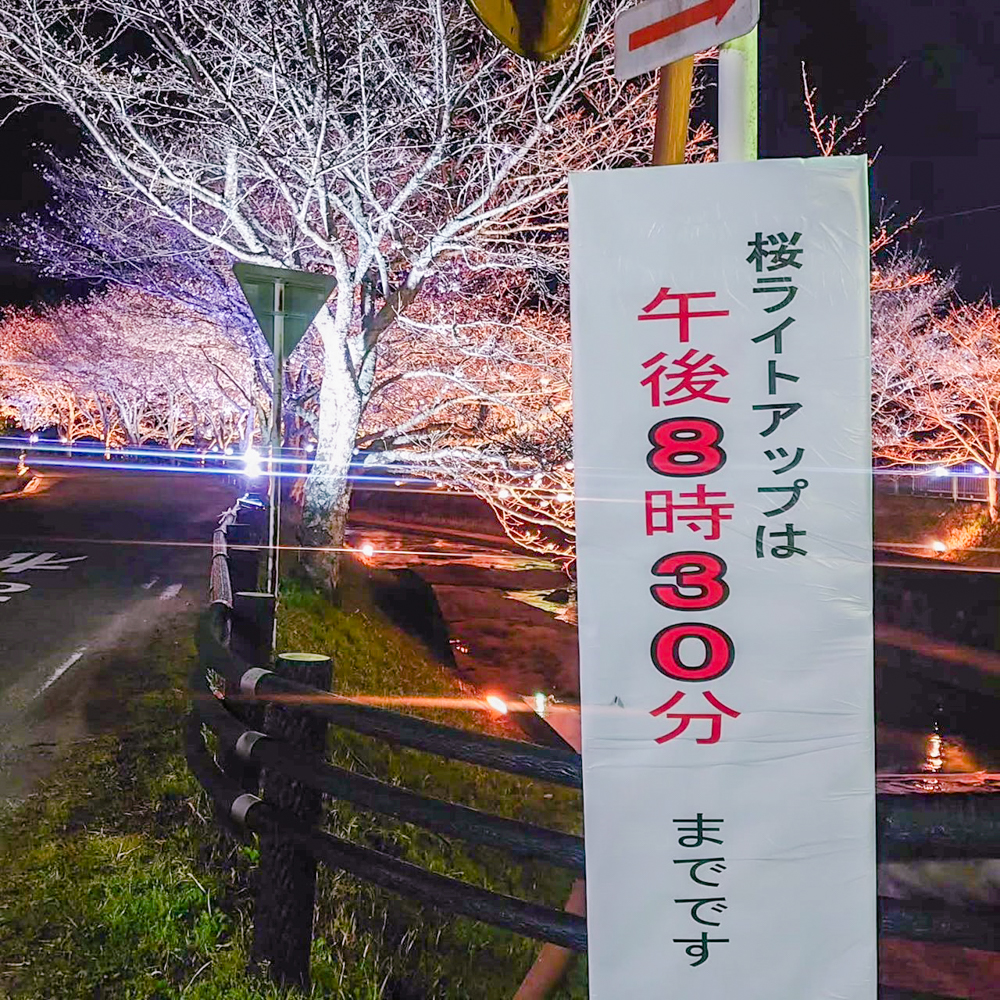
<box><xmin>0</xmin><ymin>568</ymin><xmax>585</xmax><ymax>999</ymax></box>
<box><xmin>874</xmin><ymin>490</ymin><xmax>1000</xmax><ymax>564</ymax></box>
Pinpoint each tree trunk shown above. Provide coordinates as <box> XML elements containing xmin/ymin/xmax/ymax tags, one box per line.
<box><xmin>298</xmin><ymin>306</ymin><xmax>362</xmax><ymax>594</ymax></box>
<box><xmin>989</xmin><ymin>468</ymin><xmax>998</xmax><ymax>522</ymax></box>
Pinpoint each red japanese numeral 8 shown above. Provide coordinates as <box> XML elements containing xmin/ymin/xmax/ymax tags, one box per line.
<box><xmin>651</xmin><ymin>622</ymin><xmax>734</xmax><ymax>682</ymax></box>
<box><xmin>646</xmin><ymin>417</ymin><xmax>726</xmax><ymax>477</ymax></box>
<box><xmin>650</xmin><ymin>552</ymin><xmax>729</xmax><ymax>611</ymax></box>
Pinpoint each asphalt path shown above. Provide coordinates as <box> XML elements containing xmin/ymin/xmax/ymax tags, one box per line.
<box><xmin>0</xmin><ymin>467</ymin><xmax>236</xmax><ymax>740</ymax></box>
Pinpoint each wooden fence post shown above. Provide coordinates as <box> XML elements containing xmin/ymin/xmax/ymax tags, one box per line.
<box><xmin>252</xmin><ymin>651</ymin><xmax>332</xmax><ymax>991</ymax></box>
<box><xmin>220</xmin><ymin>591</ymin><xmax>275</xmax><ymax>794</ymax></box>
<box><xmin>228</xmin><ymin>516</ymin><xmax>266</xmax><ymax>595</ymax></box>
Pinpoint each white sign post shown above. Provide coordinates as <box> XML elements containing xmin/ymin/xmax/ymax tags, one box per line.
<box><xmin>570</xmin><ymin>157</ymin><xmax>875</xmax><ymax>999</ymax></box>
<box><xmin>615</xmin><ymin>0</ymin><xmax>759</xmax><ymax>82</ymax></box>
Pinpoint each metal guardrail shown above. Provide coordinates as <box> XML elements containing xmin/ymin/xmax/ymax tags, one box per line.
<box><xmin>186</xmin><ymin>501</ymin><xmax>1000</xmax><ymax>995</ymax></box>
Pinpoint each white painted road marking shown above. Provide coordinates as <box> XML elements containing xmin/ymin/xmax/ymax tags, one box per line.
<box><xmin>0</xmin><ymin>552</ymin><xmax>88</xmax><ymax>573</ymax></box>
<box><xmin>159</xmin><ymin>583</ymin><xmax>183</xmax><ymax>601</ymax></box>
<box><xmin>0</xmin><ymin>582</ymin><xmax>31</xmax><ymax>603</ymax></box>
<box><xmin>35</xmin><ymin>647</ymin><xmax>87</xmax><ymax>697</ymax></box>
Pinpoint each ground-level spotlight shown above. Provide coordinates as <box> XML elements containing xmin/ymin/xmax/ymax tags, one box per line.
<box><xmin>28</xmin><ymin>434</ymin><xmax>38</xmax><ymax>444</ymax></box>
<box><xmin>534</xmin><ymin>692</ymin><xmax>548</xmax><ymax>717</ymax></box>
<box><xmin>931</xmin><ymin>540</ymin><xmax>947</xmax><ymax>553</ymax></box>
<box><xmin>485</xmin><ymin>694</ymin><xmax>508</xmax><ymax>715</ymax></box>
<box><xmin>360</xmin><ymin>541</ymin><xmax>375</xmax><ymax>559</ymax></box>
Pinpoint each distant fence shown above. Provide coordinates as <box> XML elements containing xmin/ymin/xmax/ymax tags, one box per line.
<box><xmin>186</xmin><ymin>500</ymin><xmax>1000</xmax><ymax>995</ymax></box>
<box><xmin>881</xmin><ymin>465</ymin><xmax>992</xmax><ymax>503</ymax></box>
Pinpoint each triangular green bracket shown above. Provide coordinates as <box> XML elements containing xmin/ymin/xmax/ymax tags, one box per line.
<box><xmin>233</xmin><ymin>263</ymin><xmax>338</xmax><ymax>359</ymax></box>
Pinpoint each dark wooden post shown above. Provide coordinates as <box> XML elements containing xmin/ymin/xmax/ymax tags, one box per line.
<box><xmin>228</xmin><ymin>516</ymin><xmax>266</xmax><ymax>595</ymax></box>
<box><xmin>252</xmin><ymin>652</ymin><xmax>332</xmax><ymax>991</ymax></box>
<box><xmin>220</xmin><ymin>591</ymin><xmax>275</xmax><ymax>794</ymax></box>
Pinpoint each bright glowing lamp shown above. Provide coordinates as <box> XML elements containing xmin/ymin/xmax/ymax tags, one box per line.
<box><xmin>360</xmin><ymin>541</ymin><xmax>375</xmax><ymax>558</ymax></box>
<box><xmin>931</xmin><ymin>540</ymin><xmax>947</xmax><ymax>553</ymax></box>
<box><xmin>934</xmin><ymin>466</ymin><xmax>948</xmax><ymax>477</ymax></box>
<box><xmin>243</xmin><ymin>447</ymin><xmax>262</xmax><ymax>479</ymax></box>
<box><xmin>486</xmin><ymin>694</ymin><xmax>508</xmax><ymax>715</ymax></box>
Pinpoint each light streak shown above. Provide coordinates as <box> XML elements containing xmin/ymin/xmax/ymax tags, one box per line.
<box><xmin>485</xmin><ymin>694</ymin><xmax>509</xmax><ymax>714</ymax></box>
<box><xmin>194</xmin><ymin>690</ymin><xmax>532</xmax><ymax>711</ymax></box>
<box><xmin>0</xmin><ymin>532</ymin><xmax>542</xmax><ymax>565</ymax></box>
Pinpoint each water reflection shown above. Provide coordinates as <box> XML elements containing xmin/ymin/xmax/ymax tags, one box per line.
<box><xmin>878</xmin><ymin>722</ymin><xmax>1000</xmax><ymax>793</ymax></box>
<box><xmin>921</xmin><ymin>727</ymin><xmax>943</xmax><ymax>774</ymax></box>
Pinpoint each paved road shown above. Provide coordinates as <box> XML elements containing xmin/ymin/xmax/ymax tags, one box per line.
<box><xmin>0</xmin><ymin>467</ymin><xmax>236</xmax><ymax>736</ymax></box>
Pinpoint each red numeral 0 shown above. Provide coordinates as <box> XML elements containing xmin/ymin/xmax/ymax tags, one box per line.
<box><xmin>651</xmin><ymin>622</ymin><xmax>734</xmax><ymax>682</ymax></box>
<box><xmin>647</xmin><ymin>417</ymin><xmax>726</xmax><ymax>477</ymax></box>
<box><xmin>651</xmin><ymin>552</ymin><xmax>729</xmax><ymax>611</ymax></box>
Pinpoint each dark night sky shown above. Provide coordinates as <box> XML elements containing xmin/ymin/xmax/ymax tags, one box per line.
<box><xmin>759</xmin><ymin>0</ymin><xmax>1000</xmax><ymax>301</ymax></box>
<box><xmin>1</xmin><ymin>1</ymin><xmax>999</xmax><ymax>304</ymax></box>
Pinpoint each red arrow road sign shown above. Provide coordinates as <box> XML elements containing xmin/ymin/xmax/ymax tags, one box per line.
<box><xmin>629</xmin><ymin>0</ymin><xmax>737</xmax><ymax>50</ymax></box>
<box><xmin>614</xmin><ymin>0</ymin><xmax>757</xmax><ymax>82</ymax></box>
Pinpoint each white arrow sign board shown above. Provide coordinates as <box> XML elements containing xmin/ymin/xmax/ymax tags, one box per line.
<box><xmin>615</xmin><ymin>0</ymin><xmax>759</xmax><ymax>81</ymax></box>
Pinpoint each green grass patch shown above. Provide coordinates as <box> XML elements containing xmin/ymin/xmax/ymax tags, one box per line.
<box><xmin>278</xmin><ymin>574</ymin><xmax>586</xmax><ymax>999</ymax></box>
<box><xmin>874</xmin><ymin>491</ymin><xmax>1000</xmax><ymax>565</ymax></box>
<box><xmin>0</xmin><ymin>568</ymin><xmax>586</xmax><ymax>998</ymax></box>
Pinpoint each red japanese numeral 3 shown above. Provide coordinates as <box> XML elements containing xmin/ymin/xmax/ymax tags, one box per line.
<box><xmin>651</xmin><ymin>622</ymin><xmax>734</xmax><ymax>682</ymax></box>
<box><xmin>650</xmin><ymin>552</ymin><xmax>729</xmax><ymax>611</ymax></box>
<box><xmin>646</xmin><ymin>417</ymin><xmax>726</xmax><ymax>477</ymax></box>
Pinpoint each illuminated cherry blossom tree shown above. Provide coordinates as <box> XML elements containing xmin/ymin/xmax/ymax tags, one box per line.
<box><xmin>0</xmin><ymin>0</ymin><xmax>720</xmax><ymax>587</ymax></box>
<box><xmin>869</xmin><ymin>255</ymin><xmax>1000</xmax><ymax>519</ymax></box>
<box><xmin>0</xmin><ymin>288</ymin><xmax>262</xmax><ymax>452</ymax></box>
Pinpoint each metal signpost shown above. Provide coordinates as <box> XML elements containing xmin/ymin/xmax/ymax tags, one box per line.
<box><xmin>233</xmin><ymin>264</ymin><xmax>337</xmax><ymax>607</ymax></box>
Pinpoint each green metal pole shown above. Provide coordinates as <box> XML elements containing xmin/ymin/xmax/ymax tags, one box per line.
<box><xmin>718</xmin><ymin>24</ymin><xmax>758</xmax><ymax>162</ymax></box>
<box><xmin>267</xmin><ymin>280</ymin><xmax>284</xmax><ymax>610</ymax></box>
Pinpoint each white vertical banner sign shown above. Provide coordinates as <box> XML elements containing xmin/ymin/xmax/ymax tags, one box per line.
<box><xmin>570</xmin><ymin>157</ymin><xmax>875</xmax><ymax>999</ymax></box>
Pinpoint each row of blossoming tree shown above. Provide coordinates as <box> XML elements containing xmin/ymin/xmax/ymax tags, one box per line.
<box><xmin>0</xmin><ymin>289</ymin><xmax>263</xmax><ymax>453</ymax></box>
<box><xmin>0</xmin><ymin>0</ymin><xmax>995</xmax><ymax>574</ymax></box>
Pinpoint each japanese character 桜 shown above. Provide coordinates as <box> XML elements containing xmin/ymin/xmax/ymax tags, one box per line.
<box><xmin>746</xmin><ymin>231</ymin><xmax>804</xmax><ymax>272</ymax></box>
<box><xmin>645</xmin><ymin>486</ymin><xmax>734</xmax><ymax>542</ymax></box>
<box><xmin>673</xmin><ymin>932</ymin><xmax>730</xmax><ymax>967</ymax></box>
<box><xmin>638</xmin><ymin>288</ymin><xmax>729</xmax><ymax>343</ymax></box>
<box><xmin>640</xmin><ymin>349</ymin><xmax>730</xmax><ymax>407</ymax></box>
<box><xmin>756</xmin><ymin>523</ymin><xmax>808</xmax><ymax>558</ymax></box>
<box><xmin>674</xmin><ymin>897</ymin><xmax>729</xmax><ymax>926</ymax></box>
<box><xmin>753</xmin><ymin>402</ymin><xmax>802</xmax><ymax>437</ymax></box>
<box><xmin>752</xmin><ymin>315</ymin><xmax>795</xmax><ymax>354</ymax></box>
<box><xmin>753</xmin><ymin>276</ymin><xmax>797</xmax><ymax>312</ymax></box>
<box><xmin>765</xmin><ymin>446</ymin><xmax>805</xmax><ymax>474</ymax></box>
<box><xmin>651</xmin><ymin>692</ymin><xmax>740</xmax><ymax>744</ymax></box>
<box><xmin>758</xmin><ymin>477</ymin><xmax>809</xmax><ymax>516</ymax></box>
<box><xmin>673</xmin><ymin>857</ymin><xmax>728</xmax><ymax>887</ymax></box>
